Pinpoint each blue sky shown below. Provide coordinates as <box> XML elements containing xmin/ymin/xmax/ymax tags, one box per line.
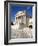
<box><xmin>10</xmin><ymin>4</ymin><xmax>32</xmax><ymax>22</ymax></box>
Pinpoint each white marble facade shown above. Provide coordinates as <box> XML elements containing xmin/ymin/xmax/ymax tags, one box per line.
<box><xmin>11</xmin><ymin>11</ymin><xmax>33</xmax><ymax>39</ymax></box>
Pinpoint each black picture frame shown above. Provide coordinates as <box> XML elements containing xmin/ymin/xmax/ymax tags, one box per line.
<box><xmin>4</xmin><ymin>1</ymin><xmax>37</xmax><ymax>45</ymax></box>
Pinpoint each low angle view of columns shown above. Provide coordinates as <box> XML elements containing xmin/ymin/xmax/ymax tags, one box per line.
<box><xmin>11</xmin><ymin>10</ymin><xmax>32</xmax><ymax>38</ymax></box>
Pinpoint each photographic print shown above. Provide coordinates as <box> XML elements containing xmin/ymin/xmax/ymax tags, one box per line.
<box><xmin>10</xmin><ymin>3</ymin><xmax>33</xmax><ymax>38</ymax></box>
<box><xmin>4</xmin><ymin>1</ymin><xmax>37</xmax><ymax>45</ymax></box>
